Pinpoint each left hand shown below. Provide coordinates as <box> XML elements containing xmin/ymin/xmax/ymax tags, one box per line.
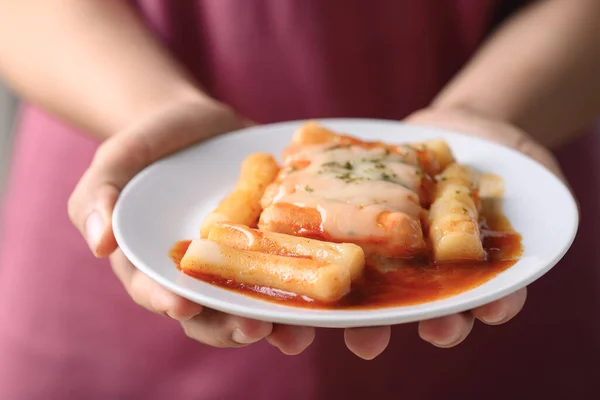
<box><xmin>271</xmin><ymin>107</ymin><xmax>567</xmax><ymax>359</ymax></box>
<box><xmin>342</xmin><ymin>107</ymin><xmax>567</xmax><ymax>357</ymax></box>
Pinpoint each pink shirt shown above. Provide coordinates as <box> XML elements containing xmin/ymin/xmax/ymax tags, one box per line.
<box><xmin>1</xmin><ymin>1</ymin><xmax>598</xmax><ymax>398</ymax></box>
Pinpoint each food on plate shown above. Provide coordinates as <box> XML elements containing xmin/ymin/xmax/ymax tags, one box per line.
<box><xmin>172</xmin><ymin>121</ymin><xmax>522</xmax><ymax>308</ymax></box>
<box><xmin>290</xmin><ymin>121</ymin><xmax>454</xmax><ymax>173</ymax></box>
<box><xmin>181</xmin><ymin>223</ymin><xmax>365</xmax><ymax>302</ymax></box>
<box><xmin>428</xmin><ymin>163</ymin><xmax>485</xmax><ymax>262</ymax></box>
<box><xmin>199</xmin><ymin>153</ymin><xmax>279</xmax><ymax>238</ymax></box>
<box><xmin>207</xmin><ymin>223</ymin><xmax>365</xmax><ymax>281</ymax></box>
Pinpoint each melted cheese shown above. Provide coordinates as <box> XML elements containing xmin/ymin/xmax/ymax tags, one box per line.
<box><xmin>269</xmin><ymin>144</ymin><xmax>425</xmax><ymax>241</ymax></box>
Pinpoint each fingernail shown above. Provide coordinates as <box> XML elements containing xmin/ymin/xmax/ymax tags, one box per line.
<box><xmin>481</xmin><ymin>310</ymin><xmax>507</xmax><ymax>324</ymax></box>
<box><xmin>85</xmin><ymin>211</ymin><xmax>104</xmax><ymax>252</ymax></box>
<box><xmin>232</xmin><ymin>329</ymin><xmax>261</xmax><ymax>344</ymax></box>
<box><xmin>434</xmin><ymin>330</ymin><xmax>461</xmax><ymax>347</ymax></box>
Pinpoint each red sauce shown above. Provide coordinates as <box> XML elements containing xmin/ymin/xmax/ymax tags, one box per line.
<box><xmin>169</xmin><ymin>239</ymin><xmax>192</xmax><ymax>265</ymax></box>
<box><xmin>170</xmin><ymin>198</ymin><xmax>522</xmax><ymax>309</ymax></box>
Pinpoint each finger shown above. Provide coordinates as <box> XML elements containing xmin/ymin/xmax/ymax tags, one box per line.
<box><xmin>266</xmin><ymin>324</ymin><xmax>316</xmax><ymax>355</ymax></box>
<box><xmin>110</xmin><ymin>250</ymin><xmax>203</xmax><ymax>320</ymax></box>
<box><xmin>181</xmin><ymin>309</ymin><xmax>273</xmax><ymax>348</ymax></box>
<box><xmin>471</xmin><ymin>288</ymin><xmax>527</xmax><ymax>325</ymax></box>
<box><xmin>68</xmin><ymin>100</ymin><xmax>247</xmax><ymax>257</ymax></box>
<box><xmin>67</xmin><ymin>134</ymin><xmax>159</xmax><ymax>257</ymax></box>
<box><xmin>67</xmin><ymin>168</ymin><xmax>119</xmax><ymax>257</ymax></box>
<box><xmin>344</xmin><ymin>326</ymin><xmax>391</xmax><ymax>360</ymax></box>
<box><xmin>418</xmin><ymin>313</ymin><xmax>474</xmax><ymax>348</ymax></box>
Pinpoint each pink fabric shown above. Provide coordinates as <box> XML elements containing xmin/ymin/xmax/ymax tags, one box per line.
<box><xmin>1</xmin><ymin>1</ymin><xmax>598</xmax><ymax>398</ymax></box>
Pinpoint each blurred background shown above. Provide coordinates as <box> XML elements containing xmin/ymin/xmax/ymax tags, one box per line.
<box><xmin>0</xmin><ymin>81</ymin><xmax>17</xmax><ymax>200</ymax></box>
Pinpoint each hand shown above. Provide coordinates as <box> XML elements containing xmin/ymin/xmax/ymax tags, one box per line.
<box><xmin>67</xmin><ymin>98</ymin><xmax>307</xmax><ymax>352</ymax></box>
<box><xmin>67</xmin><ymin>98</ymin><xmax>385</xmax><ymax>358</ymax></box>
<box><xmin>264</xmin><ymin>106</ymin><xmax>561</xmax><ymax>357</ymax></box>
<box><xmin>376</xmin><ymin>107</ymin><xmax>564</xmax><ymax>350</ymax></box>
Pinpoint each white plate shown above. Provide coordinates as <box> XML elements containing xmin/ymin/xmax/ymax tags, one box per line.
<box><xmin>113</xmin><ymin>119</ymin><xmax>579</xmax><ymax>328</ymax></box>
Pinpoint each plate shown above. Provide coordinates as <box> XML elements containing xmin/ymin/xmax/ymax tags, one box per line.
<box><xmin>113</xmin><ymin>119</ymin><xmax>579</xmax><ymax>328</ymax></box>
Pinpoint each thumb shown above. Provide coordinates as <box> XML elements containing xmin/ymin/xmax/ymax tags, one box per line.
<box><xmin>68</xmin><ymin>99</ymin><xmax>248</xmax><ymax>257</ymax></box>
<box><xmin>67</xmin><ymin>134</ymin><xmax>154</xmax><ymax>258</ymax></box>
<box><xmin>80</xmin><ymin>190</ymin><xmax>119</xmax><ymax>257</ymax></box>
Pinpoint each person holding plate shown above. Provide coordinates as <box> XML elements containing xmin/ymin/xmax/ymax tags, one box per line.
<box><xmin>0</xmin><ymin>0</ymin><xmax>598</xmax><ymax>399</ymax></box>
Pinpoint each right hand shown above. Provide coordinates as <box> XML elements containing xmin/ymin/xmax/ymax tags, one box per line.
<box><xmin>68</xmin><ymin>98</ymin><xmax>392</xmax><ymax>359</ymax></box>
<box><xmin>67</xmin><ymin>97</ymin><xmax>316</xmax><ymax>353</ymax></box>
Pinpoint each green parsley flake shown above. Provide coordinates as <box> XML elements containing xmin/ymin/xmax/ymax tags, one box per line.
<box><xmin>326</xmin><ymin>144</ymin><xmax>352</xmax><ymax>151</ymax></box>
<box><xmin>381</xmin><ymin>172</ymin><xmax>396</xmax><ymax>182</ymax></box>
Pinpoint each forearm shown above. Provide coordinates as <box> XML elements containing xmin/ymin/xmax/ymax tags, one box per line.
<box><xmin>433</xmin><ymin>0</ymin><xmax>600</xmax><ymax>148</ymax></box>
<box><xmin>0</xmin><ymin>0</ymin><xmax>210</xmax><ymax>139</ymax></box>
